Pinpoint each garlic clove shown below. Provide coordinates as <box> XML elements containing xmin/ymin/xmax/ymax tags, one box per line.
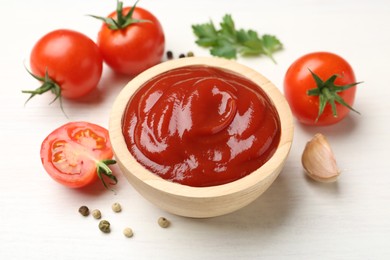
<box><xmin>301</xmin><ymin>133</ymin><xmax>340</xmax><ymax>183</ymax></box>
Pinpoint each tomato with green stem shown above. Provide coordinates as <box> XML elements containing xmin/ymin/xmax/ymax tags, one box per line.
<box><xmin>283</xmin><ymin>52</ymin><xmax>361</xmax><ymax>126</ymax></box>
<box><xmin>40</xmin><ymin>122</ymin><xmax>117</xmax><ymax>189</ymax></box>
<box><xmin>23</xmin><ymin>29</ymin><xmax>103</xmax><ymax>111</ymax></box>
<box><xmin>90</xmin><ymin>0</ymin><xmax>165</xmax><ymax>76</ymax></box>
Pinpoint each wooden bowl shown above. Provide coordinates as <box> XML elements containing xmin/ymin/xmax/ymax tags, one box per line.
<box><xmin>109</xmin><ymin>57</ymin><xmax>294</xmax><ymax>218</ymax></box>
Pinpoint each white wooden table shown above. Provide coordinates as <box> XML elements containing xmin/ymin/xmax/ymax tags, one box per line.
<box><xmin>1</xmin><ymin>0</ymin><xmax>389</xmax><ymax>259</ymax></box>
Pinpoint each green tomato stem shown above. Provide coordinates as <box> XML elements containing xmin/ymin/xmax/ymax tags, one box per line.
<box><xmin>96</xmin><ymin>159</ymin><xmax>118</xmax><ymax>192</ymax></box>
<box><xmin>306</xmin><ymin>69</ymin><xmax>361</xmax><ymax>123</ymax></box>
<box><xmin>88</xmin><ymin>0</ymin><xmax>151</xmax><ymax>31</ymax></box>
<box><xmin>22</xmin><ymin>67</ymin><xmax>67</xmax><ymax>117</ymax></box>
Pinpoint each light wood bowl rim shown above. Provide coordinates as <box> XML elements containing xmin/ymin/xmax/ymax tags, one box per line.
<box><xmin>109</xmin><ymin>57</ymin><xmax>293</xmax><ymax>199</ymax></box>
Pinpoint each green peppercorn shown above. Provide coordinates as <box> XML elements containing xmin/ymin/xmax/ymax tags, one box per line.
<box><xmin>187</xmin><ymin>51</ymin><xmax>194</xmax><ymax>57</ymax></box>
<box><xmin>78</xmin><ymin>206</ymin><xmax>89</xmax><ymax>217</ymax></box>
<box><xmin>158</xmin><ymin>217</ymin><xmax>170</xmax><ymax>228</ymax></box>
<box><xmin>99</xmin><ymin>220</ymin><xmax>111</xmax><ymax>233</ymax></box>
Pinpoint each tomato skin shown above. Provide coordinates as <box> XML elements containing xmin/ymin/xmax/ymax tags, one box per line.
<box><xmin>283</xmin><ymin>52</ymin><xmax>357</xmax><ymax>126</ymax></box>
<box><xmin>30</xmin><ymin>29</ymin><xmax>103</xmax><ymax>99</ymax></box>
<box><xmin>97</xmin><ymin>6</ymin><xmax>165</xmax><ymax>76</ymax></box>
<box><xmin>40</xmin><ymin>122</ymin><xmax>113</xmax><ymax>188</ymax></box>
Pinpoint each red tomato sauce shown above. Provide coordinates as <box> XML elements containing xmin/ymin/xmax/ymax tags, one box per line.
<box><xmin>122</xmin><ymin>65</ymin><xmax>281</xmax><ymax>187</ymax></box>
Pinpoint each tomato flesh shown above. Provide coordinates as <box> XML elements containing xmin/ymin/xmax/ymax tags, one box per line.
<box><xmin>283</xmin><ymin>52</ymin><xmax>357</xmax><ymax>126</ymax></box>
<box><xmin>41</xmin><ymin>122</ymin><xmax>113</xmax><ymax>188</ymax></box>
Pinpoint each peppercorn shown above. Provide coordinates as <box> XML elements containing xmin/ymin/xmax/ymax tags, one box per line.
<box><xmin>166</xmin><ymin>50</ymin><xmax>173</xmax><ymax>60</ymax></box>
<box><xmin>99</xmin><ymin>220</ymin><xmax>111</xmax><ymax>233</ymax></box>
<box><xmin>78</xmin><ymin>206</ymin><xmax>89</xmax><ymax>217</ymax></box>
<box><xmin>92</xmin><ymin>209</ymin><xmax>102</xmax><ymax>219</ymax></box>
<box><xmin>178</xmin><ymin>53</ymin><xmax>185</xmax><ymax>58</ymax></box>
<box><xmin>157</xmin><ymin>217</ymin><xmax>170</xmax><ymax>228</ymax></box>
<box><xmin>123</xmin><ymin>227</ymin><xmax>134</xmax><ymax>238</ymax></box>
<box><xmin>187</xmin><ymin>51</ymin><xmax>194</xmax><ymax>57</ymax></box>
<box><xmin>111</xmin><ymin>202</ymin><xmax>122</xmax><ymax>213</ymax></box>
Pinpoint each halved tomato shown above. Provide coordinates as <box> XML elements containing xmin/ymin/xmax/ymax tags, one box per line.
<box><xmin>40</xmin><ymin>121</ymin><xmax>117</xmax><ymax>189</ymax></box>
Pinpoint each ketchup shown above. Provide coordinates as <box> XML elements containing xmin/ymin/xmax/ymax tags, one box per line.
<box><xmin>122</xmin><ymin>65</ymin><xmax>281</xmax><ymax>187</ymax></box>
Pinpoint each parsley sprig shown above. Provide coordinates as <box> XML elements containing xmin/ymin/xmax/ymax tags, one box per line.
<box><xmin>192</xmin><ymin>14</ymin><xmax>283</xmax><ymax>62</ymax></box>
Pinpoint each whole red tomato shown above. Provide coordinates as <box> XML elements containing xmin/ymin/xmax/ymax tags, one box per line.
<box><xmin>93</xmin><ymin>1</ymin><xmax>165</xmax><ymax>76</ymax></box>
<box><xmin>25</xmin><ymin>29</ymin><xmax>103</xmax><ymax>102</ymax></box>
<box><xmin>283</xmin><ymin>52</ymin><xmax>360</xmax><ymax>126</ymax></box>
<box><xmin>40</xmin><ymin>122</ymin><xmax>117</xmax><ymax>189</ymax></box>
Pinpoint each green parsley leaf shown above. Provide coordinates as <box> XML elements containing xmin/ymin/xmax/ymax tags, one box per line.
<box><xmin>219</xmin><ymin>14</ymin><xmax>236</xmax><ymax>40</ymax></box>
<box><xmin>192</xmin><ymin>22</ymin><xmax>219</xmax><ymax>47</ymax></box>
<box><xmin>192</xmin><ymin>14</ymin><xmax>283</xmax><ymax>62</ymax></box>
<box><xmin>238</xmin><ymin>30</ymin><xmax>263</xmax><ymax>56</ymax></box>
<box><xmin>211</xmin><ymin>39</ymin><xmax>237</xmax><ymax>59</ymax></box>
<box><xmin>261</xmin><ymin>34</ymin><xmax>283</xmax><ymax>63</ymax></box>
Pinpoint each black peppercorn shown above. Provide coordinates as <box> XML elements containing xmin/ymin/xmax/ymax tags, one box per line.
<box><xmin>78</xmin><ymin>206</ymin><xmax>89</xmax><ymax>217</ymax></box>
<box><xmin>166</xmin><ymin>50</ymin><xmax>173</xmax><ymax>60</ymax></box>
